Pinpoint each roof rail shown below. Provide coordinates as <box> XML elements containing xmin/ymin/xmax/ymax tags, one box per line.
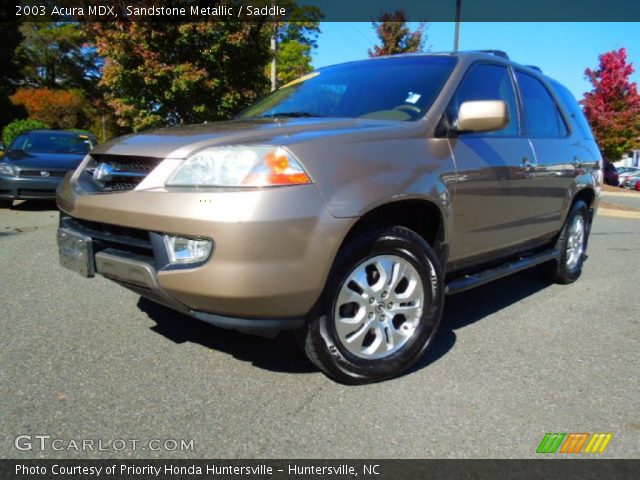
<box><xmin>476</xmin><ymin>50</ymin><xmax>509</xmax><ymax>59</ymax></box>
<box><xmin>526</xmin><ymin>65</ymin><xmax>543</xmax><ymax>72</ymax></box>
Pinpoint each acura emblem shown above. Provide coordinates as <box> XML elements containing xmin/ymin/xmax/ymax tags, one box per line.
<box><xmin>40</xmin><ymin>171</ymin><xmax>50</xmax><ymax>177</ymax></box>
<box><xmin>93</xmin><ymin>163</ymin><xmax>114</xmax><ymax>183</ymax></box>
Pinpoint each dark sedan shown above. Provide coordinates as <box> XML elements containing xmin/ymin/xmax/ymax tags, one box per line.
<box><xmin>0</xmin><ymin>130</ymin><xmax>96</xmax><ymax>207</ymax></box>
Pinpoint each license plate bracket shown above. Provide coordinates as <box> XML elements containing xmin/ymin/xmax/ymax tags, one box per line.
<box><xmin>57</xmin><ymin>228</ymin><xmax>95</xmax><ymax>277</ymax></box>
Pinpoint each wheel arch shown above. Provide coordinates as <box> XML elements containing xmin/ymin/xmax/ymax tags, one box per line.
<box><xmin>571</xmin><ymin>186</ymin><xmax>597</xmax><ymax>222</ymax></box>
<box><xmin>338</xmin><ymin>198</ymin><xmax>448</xmax><ymax>265</ymax></box>
<box><xmin>572</xmin><ymin>186</ymin><xmax>596</xmax><ymax>207</ymax></box>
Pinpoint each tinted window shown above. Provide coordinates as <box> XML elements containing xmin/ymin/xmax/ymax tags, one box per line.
<box><xmin>450</xmin><ymin>63</ymin><xmax>519</xmax><ymax>136</ymax></box>
<box><xmin>241</xmin><ymin>56</ymin><xmax>457</xmax><ymax>122</ymax></box>
<box><xmin>10</xmin><ymin>132</ymin><xmax>95</xmax><ymax>154</ymax></box>
<box><xmin>550</xmin><ymin>79</ymin><xmax>593</xmax><ymax>140</ymax></box>
<box><xmin>516</xmin><ymin>72</ymin><xmax>567</xmax><ymax>138</ymax></box>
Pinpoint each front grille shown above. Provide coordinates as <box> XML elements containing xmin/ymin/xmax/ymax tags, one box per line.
<box><xmin>19</xmin><ymin>170</ymin><xmax>68</xmax><ymax>178</ymax></box>
<box><xmin>18</xmin><ymin>189</ymin><xmax>55</xmax><ymax>197</ymax></box>
<box><xmin>87</xmin><ymin>154</ymin><xmax>163</xmax><ymax>193</ymax></box>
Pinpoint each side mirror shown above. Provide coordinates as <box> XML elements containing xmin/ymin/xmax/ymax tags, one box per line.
<box><xmin>457</xmin><ymin>100</ymin><xmax>509</xmax><ymax>133</ymax></box>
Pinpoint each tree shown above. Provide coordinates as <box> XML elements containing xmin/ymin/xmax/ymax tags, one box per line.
<box><xmin>268</xmin><ymin>1</ymin><xmax>322</xmax><ymax>90</ymax></box>
<box><xmin>14</xmin><ymin>21</ymin><xmax>121</xmax><ymax>140</ymax></box>
<box><xmin>276</xmin><ymin>40</ymin><xmax>313</xmax><ymax>85</ymax></box>
<box><xmin>369</xmin><ymin>10</ymin><xmax>426</xmax><ymax>57</ymax></box>
<box><xmin>10</xmin><ymin>87</ymin><xmax>93</xmax><ymax>130</ymax></box>
<box><xmin>17</xmin><ymin>23</ymin><xmax>101</xmax><ymax>94</ymax></box>
<box><xmin>582</xmin><ymin>48</ymin><xmax>640</xmax><ymax>161</ymax></box>
<box><xmin>0</xmin><ymin>22</ymin><xmax>25</xmax><ymax>131</ymax></box>
<box><xmin>90</xmin><ymin>21</ymin><xmax>272</xmax><ymax>131</ymax></box>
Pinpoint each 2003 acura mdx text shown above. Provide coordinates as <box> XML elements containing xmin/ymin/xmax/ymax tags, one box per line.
<box><xmin>56</xmin><ymin>51</ymin><xmax>602</xmax><ymax>383</ymax></box>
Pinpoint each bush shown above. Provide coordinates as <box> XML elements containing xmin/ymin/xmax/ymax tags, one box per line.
<box><xmin>2</xmin><ymin>119</ymin><xmax>50</xmax><ymax>146</ymax></box>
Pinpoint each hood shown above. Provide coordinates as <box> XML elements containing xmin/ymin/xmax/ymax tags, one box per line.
<box><xmin>1</xmin><ymin>150</ymin><xmax>86</xmax><ymax>170</ymax></box>
<box><xmin>91</xmin><ymin>117</ymin><xmax>406</xmax><ymax>159</ymax></box>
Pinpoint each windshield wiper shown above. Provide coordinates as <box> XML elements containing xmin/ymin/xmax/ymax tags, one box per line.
<box><xmin>259</xmin><ymin>112</ymin><xmax>323</xmax><ymax>118</ymax></box>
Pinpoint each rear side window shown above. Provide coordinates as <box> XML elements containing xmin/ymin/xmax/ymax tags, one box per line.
<box><xmin>515</xmin><ymin>72</ymin><xmax>568</xmax><ymax>138</ymax></box>
<box><xmin>450</xmin><ymin>63</ymin><xmax>519</xmax><ymax>136</ymax></box>
<box><xmin>549</xmin><ymin>79</ymin><xmax>594</xmax><ymax>140</ymax></box>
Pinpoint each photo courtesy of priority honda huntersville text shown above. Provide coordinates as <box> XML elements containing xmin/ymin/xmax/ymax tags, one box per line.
<box><xmin>56</xmin><ymin>50</ymin><xmax>601</xmax><ymax>384</ymax></box>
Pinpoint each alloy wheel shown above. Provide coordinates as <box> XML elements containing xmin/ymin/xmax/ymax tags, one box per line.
<box><xmin>333</xmin><ymin>255</ymin><xmax>424</xmax><ymax>360</ymax></box>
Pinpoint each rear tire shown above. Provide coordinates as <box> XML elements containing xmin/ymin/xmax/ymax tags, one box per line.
<box><xmin>301</xmin><ymin>226</ymin><xmax>444</xmax><ymax>384</ymax></box>
<box><xmin>542</xmin><ymin>200</ymin><xmax>590</xmax><ymax>284</ymax></box>
<box><xmin>0</xmin><ymin>198</ymin><xmax>12</xmax><ymax>209</ymax></box>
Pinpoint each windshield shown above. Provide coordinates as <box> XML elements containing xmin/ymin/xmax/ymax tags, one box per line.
<box><xmin>241</xmin><ymin>56</ymin><xmax>457</xmax><ymax>122</ymax></box>
<box><xmin>10</xmin><ymin>132</ymin><xmax>95</xmax><ymax>154</ymax></box>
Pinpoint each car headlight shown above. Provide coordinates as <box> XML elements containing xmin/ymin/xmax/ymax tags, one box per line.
<box><xmin>166</xmin><ymin>146</ymin><xmax>311</xmax><ymax>187</ymax></box>
<box><xmin>0</xmin><ymin>163</ymin><xmax>16</xmax><ymax>176</ymax></box>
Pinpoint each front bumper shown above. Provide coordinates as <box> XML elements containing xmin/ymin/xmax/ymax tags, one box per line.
<box><xmin>0</xmin><ymin>174</ymin><xmax>62</xmax><ymax>199</ymax></box>
<box><xmin>57</xmin><ymin>179</ymin><xmax>354</xmax><ymax>327</ymax></box>
<box><xmin>90</xmin><ymin>248</ymin><xmax>305</xmax><ymax>334</ymax></box>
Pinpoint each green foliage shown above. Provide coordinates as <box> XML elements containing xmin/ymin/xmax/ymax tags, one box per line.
<box><xmin>2</xmin><ymin>119</ymin><xmax>50</xmax><ymax>146</ymax></box>
<box><xmin>91</xmin><ymin>21</ymin><xmax>272</xmax><ymax>131</ymax></box>
<box><xmin>17</xmin><ymin>23</ymin><xmax>101</xmax><ymax>94</ymax></box>
<box><xmin>276</xmin><ymin>1</ymin><xmax>323</xmax><ymax>47</ymax></box>
<box><xmin>265</xmin><ymin>1</ymin><xmax>321</xmax><ymax>89</ymax></box>
<box><xmin>369</xmin><ymin>10</ymin><xmax>427</xmax><ymax>57</ymax></box>
<box><xmin>277</xmin><ymin>41</ymin><xmax>313</xmax><ymax>85</ymax></box>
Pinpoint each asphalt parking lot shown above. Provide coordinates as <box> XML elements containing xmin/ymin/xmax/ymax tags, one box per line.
<box><xmin>1</xmin><ymin>193</ymin><xmax>639</xmax><ymax>459</ymax></box>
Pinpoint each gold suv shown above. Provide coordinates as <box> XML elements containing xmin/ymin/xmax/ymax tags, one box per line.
<box><xmin>57</xmin><ymin>51</ymin><xmax>602</xmax><ymax>383</ymax></box>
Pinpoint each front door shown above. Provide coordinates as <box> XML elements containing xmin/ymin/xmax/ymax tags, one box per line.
<box><xmin>446</xmin><ymin>63</ymin><xmax>536</xmax><ymax>268</ymax></box>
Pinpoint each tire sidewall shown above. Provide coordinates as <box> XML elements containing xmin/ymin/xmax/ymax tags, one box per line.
<box><xmin>556</xmin><ymin>200</ymin><xmax>589</xmax><ymax>282</ymax></box>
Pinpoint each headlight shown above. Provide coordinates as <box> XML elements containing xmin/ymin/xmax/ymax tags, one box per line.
<box><xmin>166</xmin><ymin>146</ymin><xmax>311</xmax><ymax>187</ymax></box>
<box><xmin>0</xmin><ymin>163</ymin><xmax>16</xmax><ymax>176</ymax></box>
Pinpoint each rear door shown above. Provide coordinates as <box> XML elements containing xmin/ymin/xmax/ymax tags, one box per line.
<box><xmin>513</xmin><ymin>70</ymin><xmax>576</xmax><ymax>238</ymax></box>
<box><xmin>447</xmin><ymin>63</ymin><xmax>536</xmax><ymax>267</ymax></box>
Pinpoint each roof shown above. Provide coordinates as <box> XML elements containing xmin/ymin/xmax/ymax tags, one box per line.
<box><xmin>20</xmin><ymin>129</ymin><xmax>96</xmax><ymax>137</ymax></box>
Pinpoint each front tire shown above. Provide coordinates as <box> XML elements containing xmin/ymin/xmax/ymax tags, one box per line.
<box><xmin>0</xmin><ymin>198</ymin><xmax>12</xmax><ymax>209</ymax></box>
<box><xmin>301</xmin><ymin>226</ymin><xmax>444</xmax><ymax>384</ymax></box>
<box><xmin>542</xmin><ymin>200</ymin><xmax>590</xmax><ymax>284</ymax></box>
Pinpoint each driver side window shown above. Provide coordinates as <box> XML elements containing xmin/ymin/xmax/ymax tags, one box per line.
<box><xmin>451</xmin><ymin>64</ymin><xmax>519</xmax><ymax>136</ymax></box>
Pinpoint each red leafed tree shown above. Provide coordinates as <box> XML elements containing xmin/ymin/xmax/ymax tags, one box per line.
<box><xmin>369</xmin><ymin>10</ymin><xmax>426</xmax><ymax>57</ymax></box>
<box><xmin>10</xmin><ymin>87</ymin><xmax>91</xmax><ymax>129</ymax></box>
<box><xmin>582</xmin><ymin>48</ymin><xmax>640</xmax><ymax>160</ymax></box>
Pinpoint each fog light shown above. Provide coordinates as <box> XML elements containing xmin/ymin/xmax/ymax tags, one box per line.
<box><xmin>163</xmin><ymin>235</ymin><xmax>212</xmax><ymax>264</ymax></box>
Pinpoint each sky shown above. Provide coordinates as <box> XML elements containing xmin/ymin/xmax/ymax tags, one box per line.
<box><xmin>312</xmin><ymin>22</ymin><xmax>640</xmax><ymax>99</ymax></box>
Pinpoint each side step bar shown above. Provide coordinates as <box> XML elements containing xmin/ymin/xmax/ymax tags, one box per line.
<box><xmin>445</xmin><ymin>249</ymin><xmax>560</xmax><ymax>295</ymax></box>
